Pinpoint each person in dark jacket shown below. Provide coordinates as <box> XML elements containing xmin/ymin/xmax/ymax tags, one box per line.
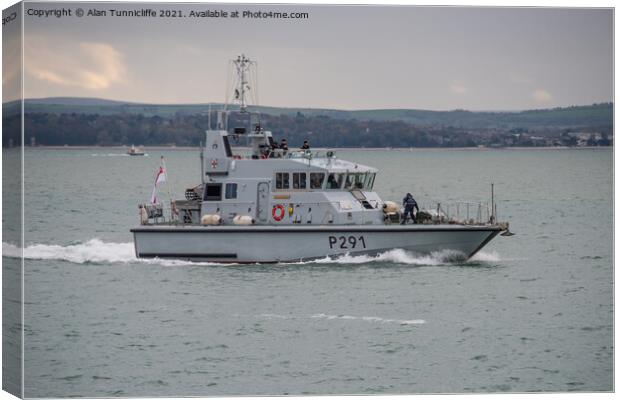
<box><xmin>401</xmin><ymin>193</ymin><xmax>419</xmax><ymax>224</ymax></box>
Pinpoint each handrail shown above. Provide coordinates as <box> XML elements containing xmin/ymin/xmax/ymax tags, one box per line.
<box><xmin>418</xmin><ymin>200</ymin><xmax>493</xmax><ymax>225</ymax></box>
<box><xmin>153</xmin><ymin>195</ymin><xmax>497</xmax><ymax>227</ymax></box>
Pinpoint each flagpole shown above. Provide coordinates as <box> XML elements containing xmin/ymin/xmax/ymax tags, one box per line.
<box><xmin>160</xmin><ymin>155</ymin><xmax>174</xmax><ymax>219</ymax></box>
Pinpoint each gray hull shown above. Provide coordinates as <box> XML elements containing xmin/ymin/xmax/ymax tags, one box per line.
<box><xmin>131</xmin><ymin>225</ymin><xmax>501</xmax><ymax>263</ymax></box>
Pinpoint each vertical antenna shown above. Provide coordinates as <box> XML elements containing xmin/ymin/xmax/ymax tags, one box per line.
<box><xmin>491</xmin><ymin>183</ymin><xmax>495</xmax><ymax>224</ymax></box>
<box><xmin>231</xmin><ymin>54</ymin><xmax>255</xmax><ymax>113</ymax></box>
<box><xmin>200</xmin><ymin>141</ymin><xmax>204</xmax><ymax>185</ymax></box>
<box><xmin>208</xmin><ymin>103</ymin><xmax>212</xmax><ymax>130</ymax></box>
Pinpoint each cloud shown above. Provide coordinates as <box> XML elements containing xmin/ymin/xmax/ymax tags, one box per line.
<box><xmin>532</xmin><ymin>89</ymin><xmax>552</xmax><ymax>105</ymax></box>
<box><xmin>25</xmin><ymin>37</ymin><xmax>126</xmax><ymax>90</ymax></box>
<box><xmin>30</xmin><ymin>69</ymin><xmax>68</xmax><ymax>85</ymax></box>
<box><xmin>450</xmin><ymin>83</ymin><xmax>467</xmax><ymax>94</ymax></box>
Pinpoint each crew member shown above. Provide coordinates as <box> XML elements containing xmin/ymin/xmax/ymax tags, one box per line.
<box><xmin>280</xmin><ymin>139</ymin><xmax>289</xmax><ymax>151</ymax></box>
<box><xmin>401</xmin><ymin>193</ymin><xmax>419</xmax><ymax>224</ymax></box>
<box><xmin>279</xmin><ymin>139</ymin><xmax>289</xmax><ymax>157</ymax></box>
<box><xmin>269</xmin><ymin>138</ymin><xmax>279</xmax><ymax>158</ymax></box>
<box><xmin>300</xmin><ymin>140</ymin><xmax>310</xmax><ymax>150</ymax></box>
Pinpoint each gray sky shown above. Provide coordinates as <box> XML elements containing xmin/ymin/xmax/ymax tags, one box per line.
<box><xmin>13</xmin><ymin>2</ymin><xmax>614</xmax><ymax>110</ymax></box>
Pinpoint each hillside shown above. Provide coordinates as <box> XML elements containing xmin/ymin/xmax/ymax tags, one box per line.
<box><xmin>2</xmin><ymin>98</ymin><xmax>613</xmax><ymax>131</ymax></box>
<box><xmin>2</xmin><ymin>98</ymin><xmax>612</xmax><ymax>148</ymax></box>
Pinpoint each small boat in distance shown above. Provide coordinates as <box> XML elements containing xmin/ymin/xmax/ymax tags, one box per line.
<box><xmin>128</xmin><ymin>145</ymin><xmax>146</xmax><ymax>156</ymax></box>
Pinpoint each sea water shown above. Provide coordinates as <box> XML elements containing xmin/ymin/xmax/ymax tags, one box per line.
<box><xmin>2</xmin><ymin>147</ymin><xmax>613</xmax><ymax>396</ymax></box>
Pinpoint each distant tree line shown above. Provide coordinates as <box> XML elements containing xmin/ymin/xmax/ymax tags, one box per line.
<box><xmin>1</xmin><ymin>111</ymin><xmax>613</xmax><ymax>148</ymax></box>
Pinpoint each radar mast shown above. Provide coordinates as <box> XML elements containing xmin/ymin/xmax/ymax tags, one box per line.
<box><xmin>221</xmin><ymin>54</ymin><xmax>271</xmax><ymax>158</ymax></box>
<box><xmin>229</xmin><ymin>54</ymin><xmax>256</xmax><ymax>113</ymax></box>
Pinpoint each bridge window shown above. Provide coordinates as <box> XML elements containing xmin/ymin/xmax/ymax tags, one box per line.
<box><xmin>327</xmin><ymin>173</ymin><xmax>344</xmax><ymax>189</ymax></box>
<box><xmin>354</xmin><ymin>173</ymin><xmax>366</xmax><ymax>189</ymax></box>
<box><xmin>365</xmin><ymin>173</ymin><xmax>376</xmax><ymax>190</ymax></box>
<box><xmin>310</xmin><ymin>173</ymin><xmax>325</xmax><ymax>189</ymax></box>
<box><xmin>344</xmin><ymin>174</ymin><xmax>354</xmax><ymax>189</ymax></box>
<box><xmin>276</xmin><ymin>172</ymin><xmax>290</xmax><ymax>189</ymax></box>
<box><xmin>344</xmin><ymin>173</ymin><xmax>369</xmax><ymax>190</ymax></box>
<box><xmin>204</xmin><ymin>183</ymin><xmax>222</xmax><ymax>201</ymax></box>
<box><xmin>225</xmin><ymin>183</ymin><xmax>238</xmax><ymax>199</ymax></box>
<box><xmin>293</xmin><ymin>173</ymin><xmax>307</xmax><ymax>189</ymax></box>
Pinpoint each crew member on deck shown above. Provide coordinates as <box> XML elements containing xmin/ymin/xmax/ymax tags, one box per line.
<box><xmin>279</xmin><ymin>139</ymin><xmax>289</xmax><ymax>157</ymax></box>
<box><xmin>269</xmin><ymin>138</ymin><xmax>279</xmax><ymax>158</ymax></box>
<box><xmin>401</xmin><ymin>193</ymin><xmax>419</xmax><ymax>224</ymax></box>
<box><xmin>301</xmin><ymin>140</ymin><xmax>310</xmax><ymax>150</ymax></box>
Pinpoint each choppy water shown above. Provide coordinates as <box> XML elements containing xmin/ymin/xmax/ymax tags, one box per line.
<box><xmin>2</xmin><ymin>147</ymin><xmax>613</xmax><ymax>396</ymax></box>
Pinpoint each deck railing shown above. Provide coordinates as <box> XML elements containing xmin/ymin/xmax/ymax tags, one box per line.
<box><xmin>140</xmin><ymin>198</ymin><xmax>497</xmax><ymax>227</ymax></box>
<box><xmin>416</xmin><ymin>201</ymin><xmax>494</xmax><ymax>225</ymax></box>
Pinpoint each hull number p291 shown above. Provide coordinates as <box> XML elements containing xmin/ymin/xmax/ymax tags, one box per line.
<box><xmin>328</xmin><ymin>235</ymin><xmax>367</xmax><ymax>249</ymax></box>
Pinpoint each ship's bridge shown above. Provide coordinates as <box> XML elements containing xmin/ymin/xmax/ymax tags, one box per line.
<box><xmin>286</xmin><ymin>152</ymin><xmax>379</xmax><ymax>191</ymax></box>
<box><xmin>223</xmin><ymin>149</ymin><xmax>379</xmax><ymax>192</ymax></box>
<box><xmin>197</xmin><ymin>136</ymin><xmax>385</xmax><ymax>225</ymax></box>
<box><xmin>289</xmin><ymin>152</ymin><xmax>378</xmax><ymax>173</ymax></box>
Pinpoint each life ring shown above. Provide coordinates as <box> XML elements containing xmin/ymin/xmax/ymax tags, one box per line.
<box><xmin>272</xmin><ymin>204</ymin><xmax>286</xmax><ymax>221</ymax></box>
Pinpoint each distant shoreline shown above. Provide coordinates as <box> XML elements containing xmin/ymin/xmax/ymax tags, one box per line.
<box><xmin>7</xmin><ymin>145</ymin><xmax>611</xmax><ymax>151</ymax></box>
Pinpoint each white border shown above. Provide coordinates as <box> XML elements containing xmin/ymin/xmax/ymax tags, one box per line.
<box><xmin>0</xmin><ymin>1</ymin><xmax>615</xmax><ymax>400</ymax></box>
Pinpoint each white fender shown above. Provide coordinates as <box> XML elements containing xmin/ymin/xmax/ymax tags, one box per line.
<box><xmin>201</xmin><ymin>214</ymin><xmax>222</xmax><ymax>225</ymax></box>
<box><xmin>232</xmin><ymin>215</ymin><xmax>254</xmax><ymax>225</ymax></box>
<box><xmin>383</xmin><ymin>201</ymin><xmax>399</xmax><ymax>213</ymax></box>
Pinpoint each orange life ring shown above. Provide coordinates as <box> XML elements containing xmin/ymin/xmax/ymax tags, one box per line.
<box><xmin>272</xmin><ymin>204</ymin><xmax>286</xmax><ymax>221</ymax></box>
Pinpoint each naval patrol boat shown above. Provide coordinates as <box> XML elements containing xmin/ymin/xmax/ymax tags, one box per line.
<box><xmin>131</xmin><ymin>55</ymin><xmax>510</xmax><ymax>263</ymax></box>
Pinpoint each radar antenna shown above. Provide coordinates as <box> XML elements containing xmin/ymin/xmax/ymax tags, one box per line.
<box><xmin>229</xmin><ymin>54</ymin><xmax>256</xmax><ymax>113</ymax></box>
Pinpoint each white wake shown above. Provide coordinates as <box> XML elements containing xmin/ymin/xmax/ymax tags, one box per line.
<box><xmin>257</xmin><ymin>313</ymin><xmax>425</xmax><ymax>325</ymax></box>
<box><xmin>2</xmin><ymin>239</ymin><xmax>218</xmax><ymax>267</ymax></box>
<box><xmin>310</xmin><ymin>313</ymin><xmax>425</xmax><ymax>325</ymax></box>
<box><xmin>2</xmin><ymin>240</ymin><xmax>500</xmax><ymax>267</ymax></box>
<box><xmin>304</xmin><ymin>248</ymin><xmax>499</xmax><ymax>266</ymax></box>
<box><xmin>90</xmin><ymin>153</ymin><xmax>149</xmax><ymax>157</ymax></box>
